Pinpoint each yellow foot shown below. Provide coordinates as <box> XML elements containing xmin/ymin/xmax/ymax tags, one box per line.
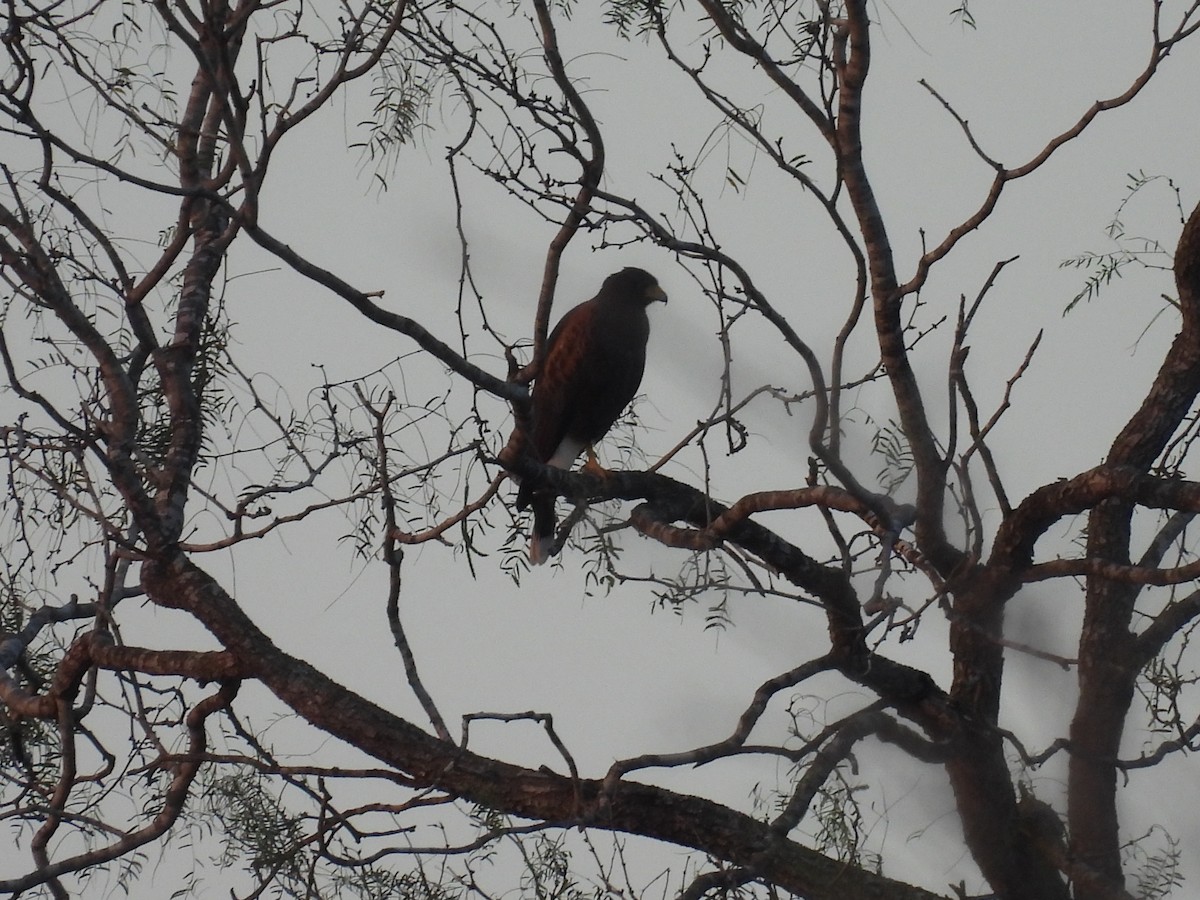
<box><xmin>581</xmin><ymin>445</ymin><xmax>610</xmax><ymax>477</ymax></box>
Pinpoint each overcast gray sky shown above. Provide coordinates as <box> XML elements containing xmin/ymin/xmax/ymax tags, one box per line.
<box><xmin>5</xmin><ymin>1</ymin><xmax>1200</xmax><ymax>896</ymax></box>
<box><xmin>213</xmin><ymin>3</ymin><xmax>1200</xmax><ymax>893</ymax></box>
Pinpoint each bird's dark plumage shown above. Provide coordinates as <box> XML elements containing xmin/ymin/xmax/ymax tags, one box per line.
<box><xmin>506</xmin><ymin>267</ymin><xmax>667</xmax><ymax>564</ymax></box>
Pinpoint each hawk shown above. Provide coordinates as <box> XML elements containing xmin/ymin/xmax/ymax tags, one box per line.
<box><xmin>504</xmin><ymin>267</ymin><xmax>668</xmax><ymax>564</ymax></box>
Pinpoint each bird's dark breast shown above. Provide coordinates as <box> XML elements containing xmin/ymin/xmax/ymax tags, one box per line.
<box><xmin>564</xmin><ymin>306</ymin><xmax>649</xmax><ymax>443</ymax></box>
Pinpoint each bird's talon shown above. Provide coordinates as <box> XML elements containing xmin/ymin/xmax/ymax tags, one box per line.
<box><xmin>581</xmin><ymin>447</ymin><xmax>610</xmax><ymax>477</ymax></box>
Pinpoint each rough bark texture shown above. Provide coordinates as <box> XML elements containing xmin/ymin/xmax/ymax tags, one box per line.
<box><xmin>1068</xmin><ymin>198</ymin><xmax>1200</xmax><ymax>895</ymax></box>
<box><xmin>6</xmin><ymin>2</ymin><xmax>1200</xmax><ymax>897</ymax></box>
<box><xmin>141</xmin><ymin>553</ymin><xmax>946</xmax><ymax>900</ymax></box>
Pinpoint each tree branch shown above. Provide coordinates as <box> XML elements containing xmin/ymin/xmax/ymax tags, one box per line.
<box><xmin>140</xmin><ymin>553</ymin><xmax>949</xmax><ymax>900</ymax></box>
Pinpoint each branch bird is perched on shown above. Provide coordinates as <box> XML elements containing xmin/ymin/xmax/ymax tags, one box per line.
<box><xmin>502</xmin><ymin>267</ymin><xmax>668</xmax><ymax>564</ymax></box>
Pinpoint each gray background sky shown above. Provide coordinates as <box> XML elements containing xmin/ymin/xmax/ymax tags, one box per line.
<box><xmin>6</xmin><ymin>1</ymin><xmax>1200</xmax><ymax>895</ymax></box>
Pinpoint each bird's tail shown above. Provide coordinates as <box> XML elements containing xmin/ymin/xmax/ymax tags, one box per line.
<box><xmin>515</xmin><ymin>479</ymin><xmax>534</xmax><ymax>511</ymax></box>
<box><xmin>529</xmin><ymin>493</ymin><xmax>556</xmax><ymax>565</ymax></box>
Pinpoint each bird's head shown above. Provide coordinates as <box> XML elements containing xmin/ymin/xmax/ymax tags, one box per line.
<box><xmin>602</xmin><ymin>267</ymin><xmax>668</xmax><ymax>306</ymax></box>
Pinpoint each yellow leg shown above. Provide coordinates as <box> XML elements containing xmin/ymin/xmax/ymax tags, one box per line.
<box><xmin>581</xmin><ymin>444</ymin><xmax>609</xmax><ymax>477</ymax></box>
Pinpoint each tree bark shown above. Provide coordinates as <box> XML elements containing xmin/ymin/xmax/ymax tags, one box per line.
<box><xmin>141</xmin><ymin>552</ymin><xmax>949</xmax><ymax>900</ymax></box>
<box><xmin>1069</xmin><ymin>200</ymin><xmax>1200</xmax><ymax>895</ymax></box>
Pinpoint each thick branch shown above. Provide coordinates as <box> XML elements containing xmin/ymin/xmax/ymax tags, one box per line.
<box><xmin>994</xmin><ymin>466</ymin><xmax>1200</xmax><ymax>571</ymax></box>
<box><xmin>140</xmin><ymin>553</ymin><xmax>948</xmax><ymax>900</ymax></box>
<box><xmin>0</xmin><ymin>630</ymin><xmax>246</xmax><ymax>719</ymax></box>
<box><xmin>507</xmin><ymin>457</ymin><xmax>946</xmax><ymax>712</ymax></box>
<box><xmin>1069</xmin><ymin>195</ymin><xmax>1200</xmax><ymax>891</ymax></box>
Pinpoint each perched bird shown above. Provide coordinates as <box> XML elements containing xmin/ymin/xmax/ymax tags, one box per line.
<box><xmin>506</xmin><ymin>267</ymin><xmax>668</xmax><ymax>564</ymax></box>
